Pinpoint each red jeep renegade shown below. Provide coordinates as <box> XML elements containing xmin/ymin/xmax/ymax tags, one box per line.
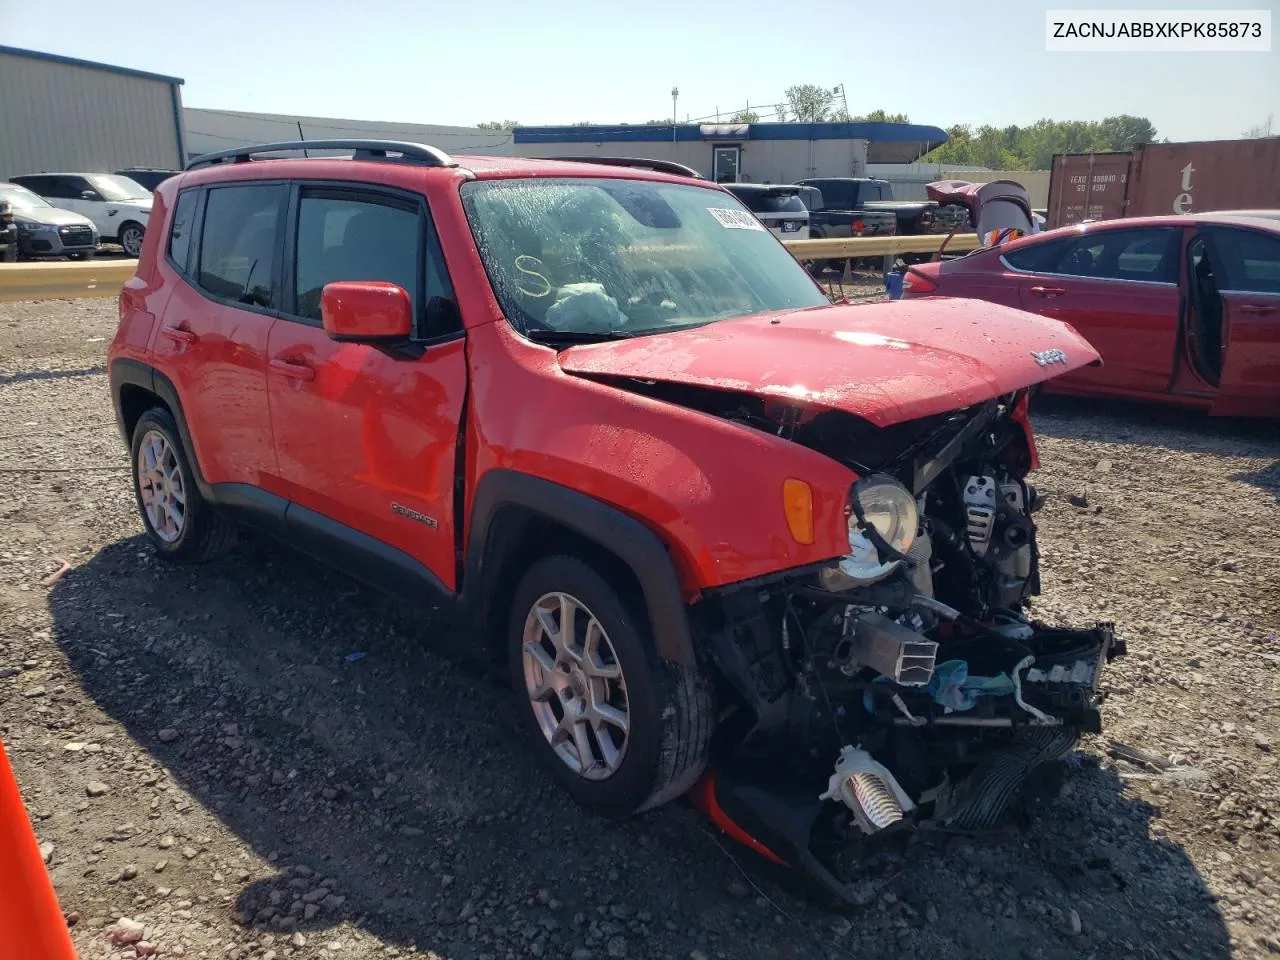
<box><xmin>109</xmin><ymin>140</ymin><xmax>1123</xmax><ymax>900</ymax></box>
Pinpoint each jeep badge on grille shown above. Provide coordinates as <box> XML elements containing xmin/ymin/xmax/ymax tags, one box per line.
<box><xmin>1031</xmin><ymin>348</ymin><xmax>1068</xmax><ymax>367</ymax></box>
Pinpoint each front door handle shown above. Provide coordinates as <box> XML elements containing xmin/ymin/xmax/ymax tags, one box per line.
<box><xmin>160</xmin><ymin>326</ymin><xmax>196</xmax><ymax>345</ymax></box>
<box><xmin>1029</xmin><ymin>286</ymin><xmax>1066</xmax><ymax>299</ymax></box>
<box><xmin>1239</xmin><ymin>304</ymin><xmax>1277</xmax><ymax>316</ymax></box>
<box><xmin>269</xmin><ymin>358</ymin><xmax>316</xmax><ymax>382</ymax></box>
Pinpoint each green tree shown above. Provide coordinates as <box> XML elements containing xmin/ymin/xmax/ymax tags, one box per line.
<box><xmin>784</xmin><ymin>84</ymin><xmax>834</xmax><ymax>122</ymax></box>
<box><xmin>922</xmin><ymin>116</ymin><xmax>1159</xmax><ymax>170</ymax></box>
<box><xmin>729</xmin><ymin>109</ymin><xmax>761</xmax><ymax>123</ymax></box>
<box><xmin>476</xmin><ymin>120</ymin><xmax>520</xmax><ymax>130</ymax></box>
<box><xmin>858</xmin><ymin>109</ymin><xmax>910</xmax><ymax>124</ymax></box>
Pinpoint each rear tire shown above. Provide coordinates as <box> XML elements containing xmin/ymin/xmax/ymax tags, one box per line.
<box><xmin>508</xmin><ymin>555</ymin><xmax>712</xmax><ymax>818</ymax></box>
<box><xmin>119</xmin><ymin>222</ymin><xmax>144</xmax><ymax>258</ymax></box>
<box><xmin>130</xmin><ymin>408</ymin><xmax>236</xmax><ymax>563</ymax></box>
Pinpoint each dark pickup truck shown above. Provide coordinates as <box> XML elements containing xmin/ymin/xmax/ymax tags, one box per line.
<box><xmin>794</xmin><ymin>185</ymin><xmax>897</xmax><ymax>241</ymax></box>
<box><xmin>797</xmin><ymin>177</ymin><xmax>967</xmax><ymax>236</ymax></box>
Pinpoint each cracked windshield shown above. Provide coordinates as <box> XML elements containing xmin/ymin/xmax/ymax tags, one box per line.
<box><xmin>462</xmin><ymin>178</ymin><xmax>829</xmax><ymax>340</ymax></box>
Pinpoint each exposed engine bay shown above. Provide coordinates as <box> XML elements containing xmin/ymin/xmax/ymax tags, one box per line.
<box><xmin>684</xmin><ymin>389</ymin><xmax>1126</xmax><ymax>902</ymax></box>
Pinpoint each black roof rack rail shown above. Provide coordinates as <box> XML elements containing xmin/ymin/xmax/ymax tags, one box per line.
<box><xmin>548</xmin><ymin>156</ymin><xmax>705</xmax><ymax>179</ymax></box>
<box><xmin>185</xmin><ymin>139</ymin><xmax>457</xmax><ymax>171</ymax></box>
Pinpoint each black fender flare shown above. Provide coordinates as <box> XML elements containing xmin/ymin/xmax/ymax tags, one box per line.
<box><xmin>460</xmin><ymin>469</ymin><xmax>696</xmax><ymax>666</ymax></box>
<box><xmin>110</xmin><ymin>358</ymin><xmax>211</xmax><ymax>495</ymax></box>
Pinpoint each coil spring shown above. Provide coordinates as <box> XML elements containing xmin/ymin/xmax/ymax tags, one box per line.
<box><xmin>850</xmin><ymin>773</ymin><xmax>904</xmax><ymax>829</ymax></box>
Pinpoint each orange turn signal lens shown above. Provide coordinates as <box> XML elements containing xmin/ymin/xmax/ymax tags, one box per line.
<box><xmin>782</xmin><ymin>478</ymin><xmax>814</xmax><ymax>545</ymax></box>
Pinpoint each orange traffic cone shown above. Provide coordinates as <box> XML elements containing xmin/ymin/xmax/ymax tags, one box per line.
<box><xmin>0</xmin><ymin>740</ymin><xmax>78</xmax><ymax>959</ymax></box>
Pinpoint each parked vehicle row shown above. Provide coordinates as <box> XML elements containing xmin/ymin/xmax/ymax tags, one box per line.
<box><xmin>0</xmin><ymin>168</ymin><xmax>175</xmax><ymax>260</ymax></box>
<box><xmin>108</xmin><ymin>139</ymin><xmax>1124</xmax><ymax>902</ymax></box>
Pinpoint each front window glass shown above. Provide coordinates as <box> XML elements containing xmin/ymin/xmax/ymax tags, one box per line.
<box><xmin>86</xmin><ymin>174</ymin><xmax>151</xmax><ymax>202</ymax></box>
<box><xmin>461</xmin><ymin>178</ymin><xmax>828</xmax><ymax>341</ymax></box>
<box><xmin>0</xmin><ymin>185</ymin><xmax>54</xmax><ymax>212</ymax></box>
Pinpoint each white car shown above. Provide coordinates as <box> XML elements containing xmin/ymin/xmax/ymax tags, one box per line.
<box><xmin>10</xmin><ymin>173</ymin><xmax>151</xmax><ymax>257</ymax></box>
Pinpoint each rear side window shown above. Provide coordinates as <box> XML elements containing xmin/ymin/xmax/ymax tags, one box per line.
<box><xmin>167</xmin><ymin>191</ymin><xmax>198</xmax><ymax>273</ymax></box>
<box><xmin>1002</xmin><ymin>237</ymin><xmax>1073</xmax><ymax>272</ymax></box>
<box><xmin>1200</xmin><ymin>225</ymin><xmax>1280</xmax><ymax>295</ymax></box>
<box><xmin>813</xmin><ymin>180</ymin><xmax>850</xmax><ymax>207</ymax></box>
<box><xmin>196</xmin><ymin>184</ymin><xmax>285</xmax><ymax>309</ymax></box>
<box><xmin>1005</xmin><ymin>229</ymin><xmax>1178</xmax><ymax>283</ymax></box>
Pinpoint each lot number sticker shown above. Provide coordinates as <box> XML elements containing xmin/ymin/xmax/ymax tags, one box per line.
<box><xmin>707</xmin><ymin>207</ymin><xmax>765</xmax><ymax>231</ymax></box>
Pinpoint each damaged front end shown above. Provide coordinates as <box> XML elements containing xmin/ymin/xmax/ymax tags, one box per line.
<box><xmin>688</xmin><ymin>390</ymin><xmax>1126</xmax><ymax>902</ymax></box>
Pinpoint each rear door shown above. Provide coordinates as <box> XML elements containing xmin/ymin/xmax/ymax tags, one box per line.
<box><xmin>1008</xmin><ymin>226</ymin><xmax>1182</xmax><ymax>397</ymax></box>
<box><xmin>265</xmin><ymin>182</ymin><xmax>468</xmax><ymax>589</ymax></box>
<box><xmin>1200</xmin><ymin>224</ymin><xmax>1280</xmax><ymax>417</ymax></box>
<box><xmin>157</xmin><ymin>182</ymin><xmax>284</xmax><ymax>490</ymax></box>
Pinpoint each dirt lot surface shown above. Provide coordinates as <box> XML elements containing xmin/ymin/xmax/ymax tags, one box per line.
<box><xmin>2</xmin><ymin>297</ymin><xmax>1279</xmax><ymax>960</ymax></box>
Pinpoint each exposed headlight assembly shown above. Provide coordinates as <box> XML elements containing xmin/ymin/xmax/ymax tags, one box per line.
<box><xmin>836</xmin><ymin>474</ymin><xmax>918</xmax><ymax>584</ymax></box>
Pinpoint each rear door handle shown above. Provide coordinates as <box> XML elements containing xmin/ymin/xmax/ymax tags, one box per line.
<box><xmin>1030</xmin><ymin>286</ymin><xmax>1066</xmax><ymax>299</ymax></box>
<box><xmin>160</xmin><ymin>326</ymin><xmax>196</xmax><ymax>345</ymax></box>
<box><xmin>269</xmin><ymin>358</ymin><xmax>316</xmax><ymax>382</ymax></box>
<box><xmin>1239</xmin><ymin>304</ymin><xmax>1277</xmax><ymax>316</ymax></box>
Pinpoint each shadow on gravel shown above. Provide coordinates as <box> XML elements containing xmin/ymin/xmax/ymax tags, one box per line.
<box><xmin>0</xmin><ymin>365</ymin><xmax>107</xmax><ymax>387</ymax></box>
<box><xmin>1029</xmin><ymin>393</ymin><xmax>1279</xmax><ymax>454</ymax></box>
<box><xmin>1233</xmin><ymin>459</ymin><xmax>1280</xmax><ymax>505</ymax></box>
<box><xmin>51</xmin><ymin>534</ymin><xmax>1233</xmax><ymax>960</ymax></box>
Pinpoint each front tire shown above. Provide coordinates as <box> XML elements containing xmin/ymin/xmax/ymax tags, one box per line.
<box><xmin>119</xmin><ymin>222</ymin><xmax>144</xmax><ymax>258</ymax></box>
<box><xmin>508</xmin><ymin>555</ymin><xmax>712</xmax><ymax>818</ymax></box>
<box><xmin>130</xmin><ymin>408</ymin><xmax>236</xmax><ymax>562</ymax></box>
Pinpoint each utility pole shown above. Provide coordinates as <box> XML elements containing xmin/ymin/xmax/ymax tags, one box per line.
<box><xmin>671</xmin><ymin>87</ymin><xmax>679</xmax><ymax>142</ymax></box>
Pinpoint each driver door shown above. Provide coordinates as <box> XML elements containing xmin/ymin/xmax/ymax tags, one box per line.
<box><xmin>1200</xmin><ymin>224</ymin><xmax>1280</xmax><ymax>417</ymax></box>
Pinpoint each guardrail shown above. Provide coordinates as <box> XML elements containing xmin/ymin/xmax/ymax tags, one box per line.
<box><xmin>0</xmin><ymin>260</ymin><xmax>137</xmax><ymax>302</ymax></box>
<box><xmin>0</xmin><ymin>233</ymin><xmax>983</xmax><ymax>302</ymax></box>
<box><xmin>782</xmin><ymin>233</ymin><xmax>981</xmax><ymax>258</ymax></box>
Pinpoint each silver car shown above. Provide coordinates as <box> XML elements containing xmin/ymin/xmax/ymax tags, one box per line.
<box><xmin>0</xmin><ymin>182</ymin><xmax>100</xmax><ymax>259</ymax></box>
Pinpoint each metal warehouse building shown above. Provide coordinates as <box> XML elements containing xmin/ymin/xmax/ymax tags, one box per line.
<box><xmin>0</xmin><ymin>46</ymin><xmax>185</xmax><ymax>181</ymax></box>
<box><xmin>184</xmin><ymin>108</ymin><xmax>519</xmax><ymax>160</ymax></box>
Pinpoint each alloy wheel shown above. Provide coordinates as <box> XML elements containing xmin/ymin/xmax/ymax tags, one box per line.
<box><xmin>136</xmin><ymin>430</ymin><xmax>186</xmax><ymax>543</ymax></box>
<box><xmin>121</xmin><ymin>226</ymin><xmax>143</xmax><ymax>258</ymax></box>
<box><xmin>522</xmin><ymin>591</ymin><xmax>630</xmax><ymax>780</ymax></box>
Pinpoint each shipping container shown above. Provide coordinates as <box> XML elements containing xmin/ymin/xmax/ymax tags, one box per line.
<box><xmin>1047</xmin><ymin>138</ymin><xmax>1280</xmax><ymax>228</ymax></box>
<box><xmin>1046</xmin><ymin>152</ymin><xmax>1132</xmax><ymax>227</ymax></box>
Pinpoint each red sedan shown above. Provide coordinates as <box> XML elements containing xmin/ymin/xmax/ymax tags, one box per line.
<box><xmin>902</xmin><ymin>213</ymin><xmax>1280</xmax><ymax>418</ymax></box>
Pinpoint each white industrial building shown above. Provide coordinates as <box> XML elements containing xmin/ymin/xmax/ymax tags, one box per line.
<box><xmin>512</xmin><ymin>122</ymin><xmax>950</xmax><ymax>185</ymax></box>
<box><xmin>0</xmin><ymin>45</ymin><xmax>186</xmax><ymax>181</ymax></box>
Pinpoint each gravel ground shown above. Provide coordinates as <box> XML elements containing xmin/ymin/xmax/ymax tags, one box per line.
<box><xmin>1</xmin><ymin>297</ymin><xmax>1278</xmax><ymax>960</ymax></box>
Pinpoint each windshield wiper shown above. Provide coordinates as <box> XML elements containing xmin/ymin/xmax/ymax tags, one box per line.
<box><xmin>522</xmin><ymin>328</ymin><xmax>637</xmax><ymax>345</ymax></box>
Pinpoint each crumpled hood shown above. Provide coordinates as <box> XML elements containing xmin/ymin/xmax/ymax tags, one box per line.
<box><xmin>558</xmin><ymin>297</ymin><xmax>1100</xmax><ymax>427</ymax></box>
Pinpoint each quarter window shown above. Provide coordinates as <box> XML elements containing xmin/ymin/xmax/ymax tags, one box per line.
<box><xmin>167</xmin><ymin>191</ymin><xmax>198</xmax><ymax>274</ymax></box>
<box><xmin>196</xmin><ymin>184</ymin><xmax>285</xmax><ymax>309</ymax></box>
